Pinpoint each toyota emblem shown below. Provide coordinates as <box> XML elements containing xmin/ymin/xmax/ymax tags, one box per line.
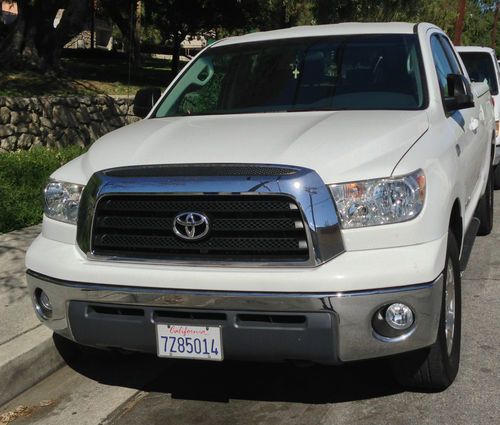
<box><xmin>173</xmin><ymin>212</ymin><xmax>210</xmax><ymax>241</ymax></box>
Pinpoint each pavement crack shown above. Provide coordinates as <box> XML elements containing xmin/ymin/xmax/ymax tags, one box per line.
<box><xmin>100</xmin><ymin>391</ymin><xmax>147</xmax><ymax>425</ymax></box>
<box><xmin>462</xmin><ymin>278</ymin><xmax>500</xmax><ymax>282</ymax></box>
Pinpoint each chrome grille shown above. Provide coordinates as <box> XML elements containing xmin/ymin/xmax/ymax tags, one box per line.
<box><xmin>91</xmin><ymin>195</ymin><xmax>309</xmax><ymax>262</ymax></box>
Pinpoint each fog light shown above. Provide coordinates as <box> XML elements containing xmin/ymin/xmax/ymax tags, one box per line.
<box><xmin>39</xmin><ymin>290</ymin><xmax>52</xmax><ymax>312</ymax></box>
<box><xmin>34</xmin><ymin>288</ymin><xmax>52</xmax><ymax>319</ymax></box>
<box><xmin>385</xmin><ymin>303</ymin><xmax>414</xmax><ymax>330</ymax></box>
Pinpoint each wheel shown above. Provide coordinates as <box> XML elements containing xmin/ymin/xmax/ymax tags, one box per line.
<box><xmin>494</xmin><ymin>165</ymin><xmax>500</xmax><ymax>190</ymax></box>
<box><xmin>476</xmin><ymin>165</ymin><xmax>494</xmax><ymax>236</ymax></box>
<box><xmin>391</xmin><ymin>232</ymin><xmax>461</xmax><ymax>392</ymax></box>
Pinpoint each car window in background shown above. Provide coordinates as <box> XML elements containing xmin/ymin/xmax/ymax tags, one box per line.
<box><xmin>154</xmin><ymin>34</ymin><xmax>427</xmax><ymax>117</ymax></box>
<box><xmin>459</xmin><ymin>52</ymin><xmax>499</xmax><ymax>95</ymax></box>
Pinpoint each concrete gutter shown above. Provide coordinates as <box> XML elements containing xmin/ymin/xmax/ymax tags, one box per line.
<box><xmin>0</xmin><ymin>225</ymin><xmax>66</xmax><ymax>406</ymax></box>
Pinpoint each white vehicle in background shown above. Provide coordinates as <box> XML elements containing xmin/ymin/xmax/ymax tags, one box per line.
<box><xmin>457</xmin><ymin>46</ymin><xmax>500</xmax><ymax>188</ymax></box>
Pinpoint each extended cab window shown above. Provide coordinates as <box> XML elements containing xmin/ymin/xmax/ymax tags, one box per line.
<box><xmin>154</xmin><ymin>34</ymin><xmax>426</xmax><ymax>117</ymax></box>
<box><xmin>459</xmin><ymin>51</ymin><xmax>499</xmax><ymax>95</ymax></box>
<box><xmin>430</xmin><ymin>35</ymin><xmax>455</xmax><ymax>97</ymax></box>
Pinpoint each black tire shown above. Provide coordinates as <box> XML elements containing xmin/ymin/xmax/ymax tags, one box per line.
<box><xmin>391</xmin><ymin>232</ymin><xmax>461</xmax><ymax>392</ymax></box>
<box><xmin>494</xmin><ymin>165</ymin><xmax>500</xmax><ymax>190</ymax></box>
<box><xmin>476</xmin><ymin>165</ymin><xmax>494</xmax><ymax>236</ymax></box>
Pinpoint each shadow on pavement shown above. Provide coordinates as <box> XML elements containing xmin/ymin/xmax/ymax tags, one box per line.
<box><xmin>54</xmin><ymin>334</ymin><xmax>403</xmax><ymax>404</ymax></box>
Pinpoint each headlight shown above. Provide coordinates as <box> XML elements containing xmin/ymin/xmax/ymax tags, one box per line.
<box><xmin>44</xmin><ymin>180</ymin><xmax>85</xmax><ymax>224</ymax></box>
<box><xmin>329</xmin><ymin>169</ymin><xmax>425</xmax><ymax>229</ymax></box>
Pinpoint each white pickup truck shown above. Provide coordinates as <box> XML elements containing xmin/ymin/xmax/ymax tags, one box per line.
<box><xmin>456</xmin><ymin>46</ymin><xmax>500</xmax><ymax>188</ymax></box>
<box><xmin>26</xmin><ymin>23</ymin><xmax>495</xmax><ymax>392</ymax></box>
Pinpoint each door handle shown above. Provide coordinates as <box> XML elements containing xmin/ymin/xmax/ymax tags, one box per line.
<box><xmin>469</xmin><ymin>118</ymin><xmax>479</xmax><ymax>132</ymax></box>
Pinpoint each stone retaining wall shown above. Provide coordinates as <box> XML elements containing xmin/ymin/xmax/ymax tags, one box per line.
<box><xmin>0</xmin><ymin>96</ymin><xmax>139</xmax><ymax>152</ymax></box>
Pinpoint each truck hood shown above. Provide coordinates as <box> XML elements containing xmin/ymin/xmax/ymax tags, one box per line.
<box><xmin>75</xmin><ymin>110</ymin><xmax>429</xmax><ymax>184</ymax></box>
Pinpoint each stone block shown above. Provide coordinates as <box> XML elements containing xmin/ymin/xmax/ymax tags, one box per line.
<box><xmin>28</xmin><ymin>123</ymin><xmax>41</xmax><ymax>136</ymax></box>
<box><xmin>53</xmin><ymin>105</ymin><xmax>77</xmax><ymax>127</ymax></box>
<box><xmin>18</xmin><ymin>133</ymin><xmax>34</xmax><ymax>149</ymax></box>
<box><xmin>0</xmin><ymin>106</ymin><xmax>10</xmax><ymax>124</ymax></box>
<box><xmin>30</xmin><ymin>113</ymin><xmax>40</xmax><ymax>125</ymax></box>
<box><xmin>76</xmin><ymin>108</ymin><xmax>91</xmax><ymax>124</ymax></box>
<box><xmin>0</xmin><ymin>124</ymin><xmax>15</xmax><ymax>137</ymax></box>
<box><xmin>1</xmin><ymin>136</ymin><xmax>17</xmax><ymax>151</ymax></box>
<box><xmin>40</xmin><ymin>116</ymin><xmax>53</xmax><ymax>129</ymax></box>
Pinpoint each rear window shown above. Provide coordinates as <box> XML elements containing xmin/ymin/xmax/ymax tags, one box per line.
<box><xmin>459</xmin><ymin>52</ymin><xmax>499</xmax><ymax>95</ymax></box>
<box><xmin>154</xmin><ymin>34</ymin><xmax>427</xmax><ymax>117</ymax></box>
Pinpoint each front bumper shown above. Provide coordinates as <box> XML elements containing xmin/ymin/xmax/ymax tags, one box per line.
<box><xmin>27</xmin><ymin>270</ymin><xmax>443</xmax><ymax>364</ymax></box>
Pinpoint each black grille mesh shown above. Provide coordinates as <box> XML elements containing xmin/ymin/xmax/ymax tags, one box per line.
<box><xmin>104</xmin><ymin>165</ymin><xmax>298</xmax><ymax>177</ymax></box>
<box><xmin>92</xmin><ymin>195</ymin><xmax>309</xmax><ymax>262</ymax></box>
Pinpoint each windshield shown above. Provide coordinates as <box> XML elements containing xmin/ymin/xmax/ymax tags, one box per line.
<box><xmin>154</xmin><ymin>34</ymin><xmax>426</xmax><ymax>118</ymax></box>
<box><xmin>459</xmin><ymin>51</ymin><xmax>499</xmax><ymax>95</ymax></box>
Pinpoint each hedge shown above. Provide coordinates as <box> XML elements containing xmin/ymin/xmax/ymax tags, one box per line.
<box><xmin>0</xmin><ymin>146</ymin><xmax>86</xmax><ymax>234</ymax></box>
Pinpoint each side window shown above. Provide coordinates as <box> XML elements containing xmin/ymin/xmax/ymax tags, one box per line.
<box><xmin>439</xmin><ymin>36</ymin><xmax>463</xmax><ymax>76</ymax></box>
<box><xmin>430</xmin><ymin>35</ymin><xmax>453</xmax><ymax>96</ymax></box>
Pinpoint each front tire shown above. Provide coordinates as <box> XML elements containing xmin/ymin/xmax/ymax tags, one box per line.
<box><xmin>391</xmin><ymin>232</ymin><xmax>461</xmax><ymax>392</ymax></box>
<box><xmin>494</xmin><ymin>165</ymin><xmax>500</xmax><ymax>190</ymax></box>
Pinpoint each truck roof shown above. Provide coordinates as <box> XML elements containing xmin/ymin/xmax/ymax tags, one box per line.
<box><xmin>455</xmin><ymin>45</ymin><xmax>496</xmax><ymax>55</ymax></box>
<box><xmin>217</xmin><ymin>22</ymin><xmax>421</xmax><ymax>47</ymax></box>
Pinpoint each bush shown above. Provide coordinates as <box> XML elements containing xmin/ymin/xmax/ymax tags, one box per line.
<box><xmin>0</xmin><ymin>146</ymin><xmax>86</xmax><ymax>234</ymax></box>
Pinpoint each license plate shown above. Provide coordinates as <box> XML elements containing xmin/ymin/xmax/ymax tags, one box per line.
<box><xmin>155</xmin><ymin>324</ymin><xmax>223</xmax><ymax>361</ymax></box>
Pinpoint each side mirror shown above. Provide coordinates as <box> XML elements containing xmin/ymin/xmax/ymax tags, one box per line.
<box><xmin>133</xmin><ymin>87</ymin><xmax>162</xmax><ymax>118</ymax></box>
<box><xmin>444</xmin><ymin>74</ymin><xmax>474</xmax><ymax>111</ymax></box>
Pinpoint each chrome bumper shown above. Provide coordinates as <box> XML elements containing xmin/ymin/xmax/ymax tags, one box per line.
<box><xmin>26</xmin><ymin>270</ymin><xmax>443</xmax><ymax>363</ymax></box>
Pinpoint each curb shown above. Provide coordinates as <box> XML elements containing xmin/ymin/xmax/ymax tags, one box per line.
<box><xmin>0</xmin><ymin>326</ymin><xmax>65</xmax><ymax>406</ymax></box>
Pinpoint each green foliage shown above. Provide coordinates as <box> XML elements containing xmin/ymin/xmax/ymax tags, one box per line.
<box><xmin>208</xmin><ymin>0</ymin><xmax>500</xmax><ymax>53</ymax></box>
<box><xmin>461</xmin><ymin>1</ymin><xmax>495</xmax><ymax>47</ymax></box>
<box><xmin>0</xmin><ymin>146</ymin><xmax>86</xmax><ymax>234</ymax></box>
<box><xmin>141</xmin><ymin>23</ymin><xmax>164</xmax><ymax>47</ymax></box>
<box><xmin>178</xmin><ymin>73</ymin><xmax>224</xmax><ymax>114</ymax></box>
<box><xmin>242</xmin><ymin>0</ymin><xmax>316</xmax><ymax>30</ymax></box>
<box><xmin>309</xmin><ymin>1</ymin><xmax>500</xmax><ymax>54</ymax></box>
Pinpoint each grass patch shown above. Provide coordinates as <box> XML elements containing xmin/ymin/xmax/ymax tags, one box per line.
<box><xmin>0</xmin><ymin>146</ymin><xmax>86</xmax><ymax>234</ymax></box>
<box><xmin>0</xmin><ymin>54</ymin><xmax>174</xmax><ymax>96</ymax></box>
<box><xmin>0</xmin><ymin>71</ymin><xmax>98</xmax><ymax>97</ymax></box>
<box><xmin>63</xmin><ymin>56</ymin><xmax>172</xmax><ymax>95</ymax></box>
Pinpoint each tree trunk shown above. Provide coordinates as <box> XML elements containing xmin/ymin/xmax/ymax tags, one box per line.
<box><xmin>0</xmin><ymin>0</ymin><xmax>89</xmax><ymax>72</ymax></box>
<box><xmin>48</xmin><ymin>0</ymin><xmax>90</xmax><ymax>69</ymax></box>
<box><xmin>492</xmin><ymin>3</ymin><xmax>499</xmax><ymax>50</ymax></box>
<box><xmin>170</xmin><ymin>30</ymin><xmax>182</xmax><ymax>78</ymax></box>
<box><xmin>453</xmin><ymin>0</ymin><xmax>467</xmax><ymax>46</ymax></box>
<box><xmin>90</xmin><ymin>0</ymin><xmax>95</xmax><ymax>49</ymax></box>
<box><xmin>133</xmin><ymin>0</ymin><xmax>142</xmax><ymax>68</ymax></box>
<box><xmin>101</xmin><ymin>0</ymin><xmax>130</xmax><ymax>42</ymax></box>
<box><xmin>101</xmin><ymin>0</ymin><xmax>141</xmax><ymax>68</ymax></box>
<box><xmin>0</xmin><ymin>0</ymin><xmax>45</xmax><ymax>70</ymax></box>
